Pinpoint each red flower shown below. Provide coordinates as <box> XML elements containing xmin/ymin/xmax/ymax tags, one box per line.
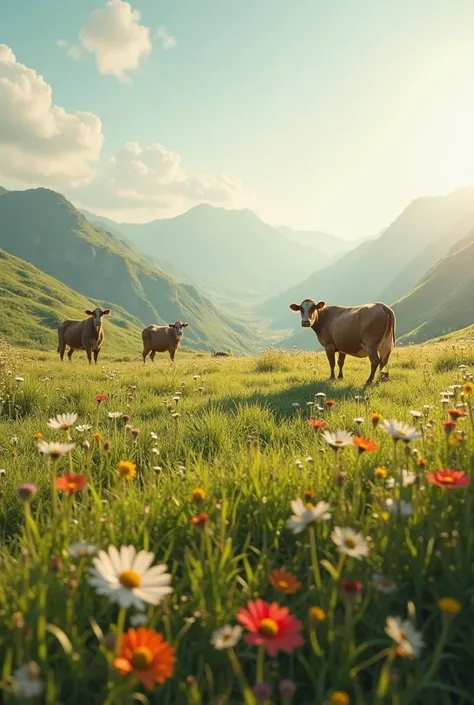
<box><xmin>326</xmin><ymin>400</ymin><xmax>336</xmax><ymax>408</ymax></box>
<box><xmin>426</xmin><ymin>469</ymin><xmax>471</xmax><ymax>489</ymax></box>
<box><xmin>95</xmin><ymin>394</ymin><xmax>107</xmax><ymax>404</ymax></box>
<box><xmin>340</xmin><ymin>579</ymin><xmax>363</xmax><ymax>595</ymax></box>
<box><xmin>442</xmin><ymin>421</ymin><xmax>457</xmax><ymax>434</ymax></box>
<box><xmin>307</xmin><ymin>419</ymin><xmax>327</xmax><ymax>430</ymax></box>
<box><xmin>191</xmin><ymin>513</ymin><xmax>209</xmax><ymax>529</ymax></box>
<box><xmin>56</xmin><ymin>474</ymin><xmax>87</xmax><ymax>493</ymax></box>
<box><xmin>447</xmin><ymin>408</ymin><xmax>466</xmax><ymax>420</ymax></box>
<box><xmin>237</xmin><ymin>599</ymin><xmax>304</xmax><ymax>656</ymax></box>
<box><xmin>353</xmin><ymin>436</ymin><xmax>378</xmax><ymax>453</ymax></box>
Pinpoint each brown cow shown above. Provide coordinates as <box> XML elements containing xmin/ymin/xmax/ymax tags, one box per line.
<box><xmin>57</xmin><ymin>308</ymin><xmax>110</xmax><ymax>364</ymax></box>
<box><xmin>289</xmin><ymin>299</ymin><xmax>395</xmax><ymax>385</ymax></box>
<box><xmin>142</xmin><ymin>322</ymin><xmax>188</xmax><ymax>363</ymax></box>
<box><xmin>211</xmin><ymin>350</ymin><xmax>233</xmax><ymax>357</ymax></box>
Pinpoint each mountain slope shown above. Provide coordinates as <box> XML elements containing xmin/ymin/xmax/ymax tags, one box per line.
<box><xmin>0</xmin><ymin>249</ymin><xmax>143</xmax><ymax>352</ymax></box>
<box><xmin>277</xmin><ymin>226</ymin><xmax>363</xmax><ymax>257</ymax></box>
<box><xmin>0</xmin><ymin>187</ymin><xmax>7</xmax><ymax>196</ymax></box>
<box><xmin>261</xmin><ymin>186</ymin><xmax>474</xmax><ymax>332</ymax></box>
<box><xmin>394</xmin><ymin>227</ymin><xmax>474</xmax><ymax>343</ymax></box>
<box><xmin>0</xmin><ymin>189</ymin><xmax>250</xmax><ymax>353</ymax></box>
<box><xmin>102</xmin><ymin>204</ymin><xmax>319</xmax><ymax>306</ymax></box>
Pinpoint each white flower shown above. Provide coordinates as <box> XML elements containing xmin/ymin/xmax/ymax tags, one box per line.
<box><xmin>381</xmin><ymin>420</ymin><xmax>421</xmax><ymax>442</ymax></box>
<box><xmin>331</xmin><ymin>527</ymin><xmax>369</xmax><ymax>560</ymax></box>
<box><xmin>130</xmin><ymin>612</ymin><xmax>148</xmax><ymax>627</ymax></box>
<box><xmin>211</xmin><ymin>624</ymin><xmax>243</xmax><ymax>650</ymax></box>
<box><xmin>386</xmin><ymin>498</ymin><xmax>414</xmax><ymax>517</ymax></box>
<box><xmin>322</xmin><ymin>430</ymin><xmax>353</xmax><ymax>448</ymax></box>
<box><xmin>69</xmin><ymin>542</ymin><xmax>97</xmax><ymax>558</ymax></box>
<box><xmin>410</xmin><ymin>410</ymin><xmax>422</xmax><ymax>419</ymax></box>
<box><xmin>386</xmin><ymin>470</ymin><xmax>417</xmax><ymax>489</ymax></box>
<box><xmin>47</xmin><ymin>413</ymin><xmax>78</xmax><ymax>430</ymax></box>
<box><xmin>88</xmin><ymin>545</ymin><xmax>172</xmax><ymax>610</ymax></box>
<box><xmin>286</xmin><ymin>499</ymin><xmax>332</xmax><ymax>534</ymax></box>
<box><xmin>151</xmin><ymin>448</ymin><xmax>160</xmax><ymax>455</ymax></box>
<box><xmin>108</xmin><ymin>412</ymin><xmax>122</xmax><ymax>419</ymax></box>
<box><xmin>385</xmin><ymin>616</ymin><xmax>424</xmax><ymax>658</ymax></box>
<box><xmin>150</xmin><ymin>432</ymin><xmax>158</xmax><ymax>440</ymax></box>
<box><xmin>37</xmin><ymin>441</ymin><xmax>75</xmax><ymax>457</ymax></box>
<box><xmin>354</xmin><ymin>417</ymin><xmax>364</xmax><ymax>424</ymax></box>
<box><xmin>372</xmin><ymin>573</ymin><xmax>397</xmax><ymax>593</ymax></box>
<box><xmin>193</xmin><ymin>375</ymin><xmax>200</xmax><ymax>380</ymax></box>
<box><xmin>315</xmin><ymin>392</ymin><xmax>326</xmax><ymax>398</ymax></box>
<box><xmin>15</xmin><ymin>376</ymin><xmax>24</xmax><ymax>382</ymax></box>
<box><xmin>292</xmin><ymin>402</ymin><xmax>300</xmax><ymax>408</ymax></box>
<box><xmin>12</xmin><ymin>663</ymin><xmax>44</xmax><ymax>699</ymax></box>
<box><xmin>75</xmin><ymin>424</ymin><xmax>93</xmax><ymax>433</ymax></box>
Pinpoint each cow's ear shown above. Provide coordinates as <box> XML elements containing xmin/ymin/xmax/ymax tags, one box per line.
<box><xmin>182</xmin><ymin>323</ymin><xmax>188</xmax><ymax>328</ymax></box>
<box><xmin>85</xmin><ymin>310</ymin><xmax>93</xmax><ymax>316</ymax></box>
<box><xmin>289</xmin><ymin>303</ymin><xmax>300</xmax><ymax>311</ymax></box>
<box><xmin>168</xmin><ymin>323</ymin><xmax>175</xmax><ymax>327</ymax></box>
<box><xmin>102</xmin><ymin>309</ymin><xmax>111</xmax><ymax>315</ymax></box>
<box><xmin>316</xmin><ymin>301</ymin><xmax>326</xmax><ymax>310</ymax></box>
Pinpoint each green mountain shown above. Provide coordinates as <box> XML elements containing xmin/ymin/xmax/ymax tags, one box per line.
<box><xmin>0</xmin><ymin>249</ymin><xmax>142</xmax><ymax>352</ymax></box>
<box><xmin>276</xmin><ymin>225</ymin><xmax>364</xmax><ymax>258</ymax></box>
<box><xmin>394</xmin><ymin>227</ymin><xmax>474</xmax><ymax>343</ymax></box>
<box><xmin>0</xmin><ymin>188</ymin><xmax>250</xmax><ymax>354</ymax></box>
<box><xmin>0</xmin><ymin>187</ymin><xmax>8</xmax><ymax>196</ymax></box>
<box><xmin>95</xmin><ymin>204</ymin><xmax>319</xmax><ymax>307</ymax></box>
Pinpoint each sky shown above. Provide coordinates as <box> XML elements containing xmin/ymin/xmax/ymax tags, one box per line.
<box><xmin>2</xmin><ymin>0</ymin><xmax>474</xmax><ymax>238</ymax></box>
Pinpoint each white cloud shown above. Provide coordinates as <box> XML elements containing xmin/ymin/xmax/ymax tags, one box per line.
<box><xmin>80</xmin><ymin>0</ymin><xmax>151</xmax><ymax>82</ymax></box>
<box><xmin>0</xmin><ymin>44</ymin><xmax>103</xmax><ymax>187</ymax></box>
<box><xmin>156</xmin><ymin>26</ymin><xmax>176</xmax><ymax>50</ymax></box>
<box><xmin>57</xmin><ymin>39</ymin><xmax>82</xmax><ymax>60</ymax></box>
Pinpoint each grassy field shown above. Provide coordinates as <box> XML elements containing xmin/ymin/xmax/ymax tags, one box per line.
<box><xmin>0</xmin><ymin>338</ymin><xmax>473</xmax><ymax>705</ymax></box>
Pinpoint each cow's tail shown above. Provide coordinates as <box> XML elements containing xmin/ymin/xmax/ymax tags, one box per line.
<box><xmin>382</xmin><ymin>304</ymin><xmax>396</xmax><ymax>347</ymax></box>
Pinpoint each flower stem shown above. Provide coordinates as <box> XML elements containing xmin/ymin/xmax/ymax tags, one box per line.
<box><xmin>114</xmin><ymin>606</ymin><xmax>127</xmax><ymax>657</ymax></box>
<box><xmin>256</xmin><ymin>644</ymin><xmax>265</xmax><ymax>684</ymax></box>
<box><xmin>51</xmin><ymin>457</ymin><xmax>58</xmax><ymax>516</ymax></box>
<box><xmin>309</xmin><ymin>525</ymin><xmax>321</xmax><ymax>590</ymax></box>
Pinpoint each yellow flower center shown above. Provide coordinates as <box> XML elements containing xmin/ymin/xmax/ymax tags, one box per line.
<box><xmin>259</xmin><ymin>618</ymin><xmax>279</xmax><ymax>637</ymax></box>
<box><xmin>344</xmin><ymin>538</ymin><xmax>356</xmax><ymax>549</ymax></box>
<box><xmin>61</xmin><ymin>423</ymin><xmax>69</xmax><ymax>430</ymax></box>
<box><xmin>441</xmin><ymin>476</ymin><xmax>453</xmax><ymax>484</ymax></box>
<box><xmin>334</xmin><ymin>440</ymin><xmax>343</xmax><ymax>445</ymax></box>
<box><xmin>277</xmin><ymin>580</ymin><xmax>289</xmax><ymax>589</ymax></box>
<box><xmin>330</xmin><ymin>692</ymin><xmax>350</xmax><ymax>705</ymax></box>
<box><xmin>438</xmin><ymin>597</ymin><xmax>461</xmax><ymax>615</ymax></box>
<box><xmin>309</xmin><ymin>606</ymin><xmax>326</xmax><ymax>622</ymax></box>
<box><xmin>305</xmin><ymin>502</ymin><xmax>313</xmax><ymax>509</ymax></box>
<box><xmin>67</xmin><ymin>481</ymin><xmax>77</xmax><ymax>490</ymax></box>
<box><xmin>131</xmin><ymin>646</ymin><xmax>153</xmax><ymax>670</ymax></box>
<box><xmin>397</xmin><ymin>430</ymin><xmax>406</xmax><ymax>436</ymax></box>
<box><xmin>119</xmin><ymin>570</ymin><xmax>141</xmax><ymax>589</ymax></box>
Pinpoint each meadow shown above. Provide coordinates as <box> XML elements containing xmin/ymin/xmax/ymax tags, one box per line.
<box><xmin>0</xmin><ymin>338</ymin><xmax>473</xmax><ymax>705</ymax></box>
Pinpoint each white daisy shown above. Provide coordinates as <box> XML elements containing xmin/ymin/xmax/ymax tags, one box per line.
<box><xmin>381</xmin><ymin>420</ymin><xmax>421</xmax><ymax>442</ymax></box>
<box><xmin>385</xmin><ymin>616</ymin><xmax>424</xmax><ymax>658</ymax></box>
<box><xmin>37</xmin><ymin>441</ymin><xmax>75</xmax><ymax>458</ymax></box>
<box><xmin>354</xmin><ymin>417</ymin><xmax>364</xmax><ymax>424</ymax></box>
<box><xmin>410</xmin><ymin>410</ymin><xmax>422</xmax><ymax>419</ymax></box>
<box><xmin>386</xmin><ymin>498</ymin><xmax>414</xmax><ymax>517</ymax></box>
<box><xmin>211</xmin><ymin>624</ymin><xmax>243</xmax><ymax>650</ymax></box>
<box><xmin>75</xmin><ymin>425</ymin><xmax>93</xmax><ymax>433</ymax></box>
<box><xmin>286</xmin><ymin>499</ymin><xmax>332</xmax><ymax>534</ymax></box>
<box><xmin>315</xmin><ymin>392</ymin><xmax>327</xmax><ymax>398</ymax></box>
<box><xmin>331</xmin><ymin>527</ymin><xmax>369</xmax><ymax>560</ymax></box>
<box><xmin>12</xmin><ymin>663</ymin><xmax>44</xmax><ymax>699</ymax></box>
<box><xmin>386</xmin><ymin>470</ymin><xmax>417</xmax><ymax>489</ymax></box>
<box><xmin>69</xmin><ymin>542</ymin><xmax>97</xmax><ymax>559</ymax></box>
<box><xmin>322</xmin><ymin>430</ymin><xmax>354</xmax><ymax>448</ymax></box>
<box><xmin>15</xmin><ymin>376</ymin><xmax>24</xmax><ymax>382</ymax></box>
<box><xmin>372</xmin><ymin>573</ymin><xmax>397</xmax><ymax>593</ymax></box>
<box><xmin>130</xmin><ymin>612</ymin><xmax>148</xmax><ymax>627</ymax></box>
<box><xmin>150</xmin><ymin>432</ymin><xmax>158</xmax><ymax>440</ymax></box>
<box><xmin>47</xmin><ymin>413</ymin><xmax>78</xmax><ymax>430</ymax></box>
<box><xmin>108</xmin><ymin>412</ymin><xmax>122</xmax><ymax>419</ymax></box>
<box><xmin>88</xmin><ymin>545</ymin><xmax>172</xmax><ymax>611</ymax></box>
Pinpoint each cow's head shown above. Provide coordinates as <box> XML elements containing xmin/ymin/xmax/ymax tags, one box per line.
<box><xmin>85</xmin><ymin>308</ymin><xmax>110</xmax><ymax>330</ymax></box>
<box><xmin>168</xmin><ymin>321</ymin><xmax>188</xmax><ymax>337</ymax></box>
<box><xmin>289</xmin><ymin>299</ymin><xmax>325</xmax><ymax>328</ymax></box>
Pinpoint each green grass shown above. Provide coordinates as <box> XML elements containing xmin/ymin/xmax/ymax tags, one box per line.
<box><xmin>0</xmin><ymin>339</ymin><xmax>474</xmax><ymax>704</ymax></box>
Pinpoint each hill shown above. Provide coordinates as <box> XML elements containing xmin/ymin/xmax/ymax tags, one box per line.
<box><xmin>97</xmin><ymin>204</ymin><xmax>320</xmax><ymax>307</ymax></box>
<box><xmin>0</xmin><ymin>189</ymin><xmax>250</xmax><ymax>354</ymax></box>
<box><xmin>261</xmin><ymin>186</ymin><xmax>474</xmax><ymax>333</ymax></box>
<box><xmin>0</xmin><ymin>249</ymin><xmax>143</xmax><ymax>352</ymax></box>
<box><xmin>277</xmin><ymin>225</ymin><xmax>364</xmax><ymax>257</ymax></box>
<box><xmin>394</xmin><ymin>227</ymin><xmax>474</xmax><ymax>343</ymax></box>
<box><xmin>0</xmin><ymin>187</ymin><xmax>8</xmax><ymax>196</ymax></box>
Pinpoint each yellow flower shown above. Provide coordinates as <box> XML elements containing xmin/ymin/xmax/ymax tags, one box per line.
<box><xmin>329</xmin><ymin>692</ymin><xmax>350</xmax><ymax>705</ymax></box>
<box><xmin>117</xmin><ymin>460</ymin><xmax>136</xmax><ymax>480</ymax></box>
<box><xmin>93</xmin><ymin>433</ymin><xmax>103</xmax><ymax>443</ymax></box>
<box><xmin>309</xmin><ymin>606</ymin><xmax>326</xmax><ymax>623</ymax></box>
<box><xmin>33</xmin><ymin>432</ymin><xmax>43</xmax><ymax>441</ymax></box>
<box><xmin>463</xmin><ymin>382</ymin><xmax>474</xmax><ymax>396</ymax></box>
<box><xmin>438</xmin><ymin>597</ymin><xmax>461</xmax><ymax>615</ymax></box>
<box><xmin>191</xmin><ymin>488</ymin><xmax>206</xmax><ymax>503</ymax></box>
<box><xmin>371</xmin><ymin>412</ymin><xmax>383</xmax><ymax>426</ymax></box>
<box><xmin>375</xmin><ymin>466</ymin><xmax>388</xmax><ymax>480</ymax></box>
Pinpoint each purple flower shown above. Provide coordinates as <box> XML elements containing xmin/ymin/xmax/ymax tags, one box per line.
<box><xmin>279</xmin><ymin>679</ymin><xmax>297</xmax><ymax>696</ymax></box>
<box><xmin>17</xmin><ymin>484</ymin><xmax>37</xmax><ymax>502</ymax></box>
<box><xmin>252</xmin><ymin>683</ymin><xmax>272</xmax><ymax>702</ymax></box>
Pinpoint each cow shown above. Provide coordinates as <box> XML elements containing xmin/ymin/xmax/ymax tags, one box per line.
<box><xmin>211</xmin><ymin>350</ymin><xmax>233</xmax><ymax>357</ymax></box>
<box><xmin>57</xmin><ymin>308</ymin><xmax>110</xmax><ymax>364</ymax></box>
<box><xmin>142</xmin><ymin>322</ymin><xmax>188</xmax><ymax>363</ymax></box>
<box><xmin>289</xmin><ymin>299</ymin><xmax>396</xmax><ymax>385</ymax></box>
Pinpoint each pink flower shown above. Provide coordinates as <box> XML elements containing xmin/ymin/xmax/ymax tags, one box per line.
<box><xmin>237</xmin><ymin>599</ymin><xmax>304</xmax><ymax>656</ymax></box>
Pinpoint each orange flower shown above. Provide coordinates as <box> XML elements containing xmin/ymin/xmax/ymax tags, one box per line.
<box><xmin>95</xmin><ymin>394</ymin><xmax>107</xmax><ymax>404</ymax></box>
<box><xmin>307</xmin><ymin>419</ymin><xmax>327</xmax><ymax>430</ymax></box>
<box><xmin>442</xmin><ymin>421</ymin><xmax>457</xmax><ymax>435</ymax></box>
<box><xmin>114</xmin><ymin>628</ymin><xmax>176</xmax><ymax>690</ymax></box>
<box><xmin>269</xmin><ymin>569</ymin><xmax>301</xmax><ymax>595</ymax></box>
<box><xmin>56</xmin><ymin>474</ymin><xmax>87</xmax><ymax>493</ymax></box>
<box><xmin>191</xmin><ymin>513</ymin><xmax>209</xmax><ymax>529</ymax></box>
<box><xmin>447</xmin><ymin>408</ymin><xmax>466</xmax><ymax>420</ymax></box>
<box><xmin>33</xmin><ymin>432</ymin><xmax>43</xmax><ymax>441</ymax></box>
<box><xmin>371</xmin><ymin>412</ymin><xmax>383</xmax><ymax>426</ymax></box>
<box><xmin>353</xmin><ymin>436</ymin><xmax>378</xmax><ymax>453</ymax></box>
<box><xmin>303</xmin><ymin>489</ymin><xmax>316</xmax><ymax>503</ymax></box>
<box><xmin>426</xmin><ymin>469</ymin><xmax>471</xmax><ymax>489</ymax></box>
<box><xmin>326</xmin><ymin>400</ymin><xmax>336</xmax><ymax>408</ymax></box>
<box><xmin>93</xmin><ymin>433</ymin><xmax>103</xmax><ymax>443</ymax></box>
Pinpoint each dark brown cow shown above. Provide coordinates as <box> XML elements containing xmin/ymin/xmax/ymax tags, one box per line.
<box><xmin>289</xmin><ymin>299</ymin><xmax>396</xmax><ymax>385</ymax></box>
<box><xmin>142</xmin><ymin>322</ymin><xmax>188</xmax><ymax>362</ymax></box>
<box><xmin>58</xmin><ymin>308</ymin><xmax>110</xmax><ymax>364</ymax></box>
<box><xmin>211</xmin><ymin>351</ymin><xmax>233</xmax><ymax>357</ymax></box>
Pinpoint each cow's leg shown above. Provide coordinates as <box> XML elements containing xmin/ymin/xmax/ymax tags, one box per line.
<box><xmin>85</xmin><ymin>345</ymin><xmax>92</xmax><ymax>365</ymax></box>
<box><xmin>142</xmin><ymin>347</ymin><xmax>149</xmax><ymax>363</ymax></box>
<box><xmin>169</xmin><ymin>348</ymin><xmax>176</xmax><ymax>362</ymax></box>
<box><xmin>93</xmin><ymin>349</ymin><xmax>100</xmax><ymax>364</ymax></box>
<box><xmin>379</xmin><ymin>350</ymin><xmax>391</xmax><ymax>381</ymax></box>
<box><xmin>58</xmin><ymin>340</ymin><xmax>66</xmax><ymax>361</ymax></box>
<box><xmin>365</xmin><ymin>345</ymin><xmax>380</xmax><ymax>385</ymax></box>
<box><xmin>337</xmin><ymin>352</ymin><xmax>346</xmax><ymax>380</ymax></box>
<box><xmin>149</xmin><ymin>351</ymin><xmax>156</xmax><ymax>362</ymax></box>
<box><xmin>67</xmin><ymin>348</ymin><xmax>74</xmax><ymax>362</ymax></box>
<box><xmin>325</xmin><ymin>345</ymin><xmax>336</xmax><ymax>380</ymax></box>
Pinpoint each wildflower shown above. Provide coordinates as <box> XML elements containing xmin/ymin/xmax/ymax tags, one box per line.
<box><xmin>375</xmin><ymin>466</ymin><xmax>388</xmax><ymax>480</ymax></box>
<box><xmin>268</xmin><ymin>569</ymin><xmax>301</xmax><ymax>594</ymax></box>
<box><xmin>211</xmin><ymin>624</ymin><xmax>243</xmax><ymax>650</ymax></box>
<box><xmin>329</xmin><ymin>692</ymin><xmax>350</xmax><ymax>705</ymax></box>
<box><xmin>17</xmin><ymin>484</ymin><xmax>37</xmax><ymax>503</ymax></box>
<box><xmin>191</xmin><ymin>513</ymin><xmax>209</xmax><ymax>529</ymax></box>
<box><xmin>372</xmin><ymin>573</ymin><xmax>397</xmax><ymax>593</ymax></box>
<box><xmin>76</xmin><ymin>425</ymin><xmax>93</xmax><ymax>433</ymax></box>
<box><xmin>462</xmin><ymin>382</ymin><xmax>474</xmax><ymax>396</ymax></box>
<box><xmin>385</xmin><ymin>616</ymin><xmax>424</xmax><ymax>658</ymax></box>
<box><xmin>286</xmin><ymin>499</ymin><xmax>331</xmax><ymax>534</ymax></box>
<box><xmin>410</xmin><ymin>410</ymin><xmax>422</xmax><ymax>419</ymax></box>
<box><xmin>191</xmin><ymin>488</ymin><xmax>206</xmax><ymax>504</ymax></box>
<box><xmin>322</xmin><ymin>430</ymin><xmax>353</xmax><ymax>449</ymax></box>
<box><xmin>303</xmin><ymin>489</ymin><xmax>316</xmax><ymax>503</ymax></box>
<box><xmin>108</xmin><ymin>412</ymin><xmax>122</xmax><ymax>419</ymax></box>
<box><xmin>326</xmin><ymin>399</ymin><xmax>336</xmax><ymax>408</ymax></box>
<box><xmin>307</xmin><ymin>419</ymin><xmax>327</xmax><ymax>430</ymax></box>
<box><xmin>438</xmin><ymin>597</ymin><xmax>462</xmax><ymax>615</ymax></box>
<box><xmin>33</xmin><ymin>432</ymin><xmax>43</xmax><ymax>441</ymax></box>
<box><xmin>69</xmin><ymin>543</ymin><xmax>97</xmax><ymax>558</ymax></box>
<box><xmin>15</xmin><ymin>376</ymin><xmax>24</xmax><ymax>382</ymax></box>
<box><xmin>340</xmin><ymin>578</ymin><xmax>363</xmax><ymax>596</ymax></box>
<box><xmin>315</xmin><ymin>392</ymin><xmax>326</xmax><ymax>398</ymax></box>
<box><xmin>447</xmin><ymin>408</ymin><xmax>466</xmax><ymax>420</ymax></box>
<box><xmin>93</xmin><ymin>433</ymin><xmax>103</xmax><ymax>444</ymax></box>
<box><xmin>309</xmin><ymin>606</ymin><xmax>326</xmax><ymax>623</ymax></box>
<box><xmin>12</xmin><ymin>662</ymin><xmax>44</xmax><ymax>699</ymax></box>
<box><xmin>114</xmin><ymin>628</ymin><xmax>176</xmax><ymax>689</ymax></box>
<box><xmin>237</xmin><ymin>599</ymin><xmax>304</xmax><ymax>656</ymax></box>
<box><xmin>131</xmin><ymin>428</ymin><xmax>140</xmax><ymax>439</ymax></box>
<box><xmin>442</xmin><ymin>421</ymin><xmax>457</xmax><ymax>435</ymax></box>
<box><xmin>381</xmin><ymin>420</ymin><xmax>420</xmax><ymax>442</ymax></box>
<box><xmin>253</xmin><ymin>684</ymin><xmax>272</xmax><ymax>703</ymax></box>
<box><xmin>82</xmin><ymin>440</ymin><xmax>91</xmax><ymax>451</ymax></box>
<box><xmin>426</xmin><ymin>469</ymin><xmax>471</xmax><ymax>489</ymax></box>
<box><xmin>331</xmin><ymin>527</ymin><xmax>369</xmax><ymax>560</ymax></box>
<box><xmin>95</xmin><ymin>394</ymin><xmax>107</xmax><ymax>403</ymax></box>
<box><xmin>47</xmin><ymin>413</ymin><xmax>78</xmax><ymax>430</ymax></box>
<box><xmin>386</xmin><ymin>499</ymin><xmax>414</xmax><ymax>517</ymax></box>
<box><xmin>118</xmin><ymin>460</ymin><xmax>136</xmax><ymax>480</ymax></box>
<box><xmin>130</xmin><ymin>613</ymin><xmax>149</xmax><ymax>627</ymax></box>
<box><xmin>371</xmin><ymin>412</ymin><xmax>383</xmax><ymax>426</ymax></box>
<box><xmin>56</xmin><ymin>474</ymin><xmax>87</xmax><ymax>493</ymax></box>
<box><xmin>386</xmin><ymin>470</ymin><xmax>416</xmax><ymax>489</ymax></box>
<box><xmin>88</xmin><ymin>545</ymin><xmax>172</xmax><ymax>610</ymax></box>
<box><xmin>279</xmin><ymin>679</ymin><xmax>296</xmax><ymax>697</ymax></box>
<box><xmin>353</xmin><ymin>436</ymin><xmax>378</xmax><ymax>453</ymax></box>
<box><xmin>353</xmin><ymin>417</ymin><xmax>364</xmax><ymax>424</ymax></box>
<box><xmin>37</xmin><ymin>441</ymin><xmax>75</xmax><ymax>459</ymax></box>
